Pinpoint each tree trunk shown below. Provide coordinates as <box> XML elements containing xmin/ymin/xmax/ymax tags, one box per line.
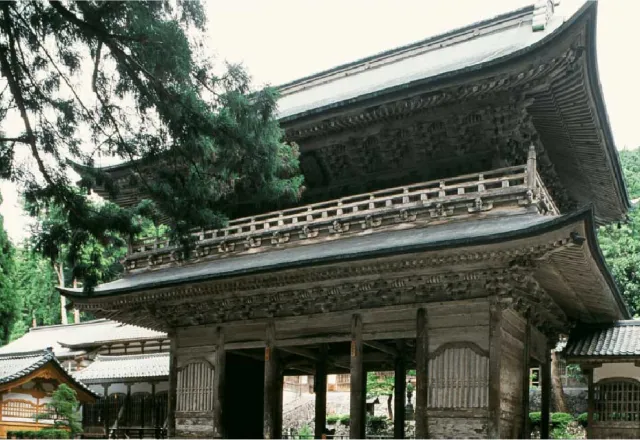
<box><xmin>55</xmin><ymin>263</ymin><xmax>67</xmax><ymax>325</ymax></box>
<box><xmin>72</xmin><ymin>279</ymin><xmax>80</xmax><ymax>323</ymax></box>
<box><xmin>551</xmin><ymin>351</ymin><xmax>568</xmax><ymax>413</ymax></box>
<box><xmin>387</xmin><ymin>394</ymin><xmax>393</xmax><ymax>420</ymax></box>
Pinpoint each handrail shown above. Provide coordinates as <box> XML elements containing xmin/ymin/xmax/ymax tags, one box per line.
<box><xmin>130</xmin><ymin>165</ymin><xmax>528</xmax><ymax>255</ymax></box>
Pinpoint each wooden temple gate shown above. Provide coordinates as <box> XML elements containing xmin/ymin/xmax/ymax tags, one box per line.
<box><xmin>62</xmin><ymin>2</ymin><xmax>632</xmax><ymax>438</ymax></box>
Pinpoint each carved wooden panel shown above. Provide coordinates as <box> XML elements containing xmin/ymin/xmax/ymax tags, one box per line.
<box><xmin>176</xmin><ymin>361</ymin><xmax>215</xmax><ymax>413</ymax></box>
<box><xmin>428</xmin><ymin>342</ymin><xmax>489</xmax><ymax>409</ymax></box>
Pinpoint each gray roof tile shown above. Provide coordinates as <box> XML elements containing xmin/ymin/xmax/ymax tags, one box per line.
<box><xmin>565</xmin><ymin>320</ymin><xmax>640</xmax><ymax>358</ymax></box>
<box><xmin>75</xmin><ymin>353</ymin><xmax>169</xmax><ymax>382</ymax></box>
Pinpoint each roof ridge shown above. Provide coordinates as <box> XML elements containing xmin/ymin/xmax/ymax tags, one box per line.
<box><xmin>28</xmin><ymin>318</ymin><xmax>109</xmax><ymax>332</ymax></box>
<box><xmin>94</xmin><ymin>352</ymin><xmax>169</xmax><ymax>361</ymax></box>
<box><xmin>276</xmin><ymin>4</ymin><xmax>534</xmax><ymax>94</ymax></box>
<box><xmin>0</xmin><ymin>348</ymin><xmax>53</xmax><ymax>359</ymax></box>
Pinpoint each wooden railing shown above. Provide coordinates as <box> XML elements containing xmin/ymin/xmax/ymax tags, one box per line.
<box><xmin>124</xmin><ymin>150</ymin><xmax>558</xmax><ymax>272</ymax></box>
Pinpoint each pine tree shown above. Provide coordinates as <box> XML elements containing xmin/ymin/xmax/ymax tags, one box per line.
<box><xmin>0</xmin><ymin>194</ymin><xmax>16</xmax><ymax>344</ymax></box>
<box><xmin>0</xmin><ymin>1</ymin><xmax>303</xmax><ymax>289</ymax></box>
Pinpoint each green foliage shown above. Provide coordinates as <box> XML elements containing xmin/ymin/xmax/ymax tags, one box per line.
<box><xmin>0</xmin><ymin>195</ymin><xmax>17</xmax><ymax>344</ymax></box>
<box><xmin>339</xmin><ymin>414</ymin><xmax>350</xmax><ymax>426</ymax></box>
<box><xmin>529</xmin><ymin>411</ymin><xmax>542</xmax><ymax>428</ymax></box>
<box><xmin>529</xmin><ymin>412</ymin><xmax>577</xmax><ymax>438</ymax></box>
<box><xmin>366</xmin><ymin>415</ymin><xmax>389</xmax><ymax>435</ymax></box>
<box><xmin>598</xmin><ymin>147</ymin><xmax>640</xmax><ymax>315</ymax></box>
<box><xmin>366</xmin><ymin>372</ymin><xmax>394</xmax><ymax>399</ymax></box>
<box><xmin>577</xmin><ymin>412</ymin><xmax>588</xmax><ymax>427</ymax></box>
<box><xmin>36</xmin><ymin>384</ymin><xmax>82</xmax><ymax>435</ymax></box>
<box><xmin>326</xmin><ymin>414</ymin><xmax>340</xmax><ymax>424</ymax></box>
<box><xmin>296</xmin><ymin>425</ymin><xmax>313</xmax><ymax>439</ymax></box>
<box><xmin>551</xmin><ymin>412</ymin><xmax>574</xmax><ymax>428</ymax></box>
<box><xmin>6</xmin><ymin>430</ymin><xmax>69</xmax><ymax>439</ymax></box>
<box><xmin>0</xmin><ymin>1</ymin><xmax>303</xmax><ymax>291</ymax></box>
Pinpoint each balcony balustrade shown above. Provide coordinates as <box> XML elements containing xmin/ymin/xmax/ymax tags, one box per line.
<box><xmin>124</xmin><ymin>148</ymin><xmax>558</xmax><ymax>273</ymax></box>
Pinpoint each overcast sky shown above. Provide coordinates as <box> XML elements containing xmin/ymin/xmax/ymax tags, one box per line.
<box><xmin>1</xmin><ymin>0</ymin><xmax>638</xmax><ymax>243</ymax></box>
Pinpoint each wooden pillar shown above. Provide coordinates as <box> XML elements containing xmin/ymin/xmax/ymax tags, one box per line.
<box><xmin>586</xmin><ymin>367</ymin><xmax>594</xmax><ymax>439</ymax></box>
<box><xmin>540</xmin><ymin>348</ymin><xmax>551</xmax><ymax>439</ymax></box>
<box><xmin>521</xmin><ymin>317</ymin><xmax>531</xmax><ymax>439</ymax></box>
<box><xmin>264</xmin><ymin>322</ymin><xmax>281</xmax><ymax>439</ymax></box>
<box><xmin>168</xmin><ymin>334</ymin><xmax>178</xmax><ymax>438</ymax></box>
<box><xmin>394</xmin><ymin>340</ymin><xmax>406</xmax><ymax>439</ymax></box>
<box><xmin>314</xmin><ymin>345</ymin><xmax>328</xmax><ymax>439</ymax></box>
<box><xmin>488</xmin><ymin>300</ymin><xmax>502</xmax><ymax>439</ymax></box>
<box><xmin>213</xmin><ymin>327</ymin><xmax>226</xmax><ymax>439</ymax></box>
<box><xmin>415</xmin><ymin>308</ymin><xmax>429</xmax><ymax>439</ymax></box>
<box><xmin>350</xmin><ymin>314</ymin><xmax>365</xmax><ymax>440</ymax></box>
<box><xmin>151</xmin><ymin>382</ymin><xmax>156</xmax><ymax>429</ymax></box>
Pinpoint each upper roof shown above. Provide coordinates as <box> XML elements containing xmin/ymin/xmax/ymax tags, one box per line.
<box><xmin>0</xmin><ymin>319</ymin><xmax>167</xmax><ymax>358</ymax></box>
<box><xmin>0</xmin><ymin>348</ymin><xmax>99</xmax><ymax>400</ymax></box>
<box><xmin>74</xmin><ymin>353</ymin><xmax>169</xmax><ymax>382</ymax></box>
<box><xmin>275</xmin><ymin>4</ymin><xmax>557</xmax><ymax>120</ymax></box>
<box><xmin>564</xmin><ymin>320</ymin><xmax>640</xmax><ymax>359</ymax></box>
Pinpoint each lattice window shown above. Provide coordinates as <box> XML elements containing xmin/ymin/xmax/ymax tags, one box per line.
<box><xmin>594</xmin><ymin>379</ymin><xmax>640</xmax><ymax>423</ymax></box>
<box><xmin>82</xmin><ymin>397</ymin><xmax>106</xmax><ymax>427</ymax></box>
<box><xmin>1</xmin><ymin>399</ymin><xmax>45</xmax><ymax>419</ymax></box>
<box><xmin>428</xmin><ymin>342</ymin><xmax>489</xmax><ymax>409</ymax></box>
<box><xmin>176</xmin><ymin>361</ymin><xmax>215</xmax><ymax>412</ymax></box>
<box><xmin>154</xmin><ymin>392</ymin><xmax>168</xmax><ymax>427</ymax></box>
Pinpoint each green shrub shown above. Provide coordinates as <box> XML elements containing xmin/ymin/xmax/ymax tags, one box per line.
<box><xmin>529</xmin><ymin>412</ymin><xmax>542</xmax><ymax>428</ymax></box>
<box><xmin>551</xmin><ymin>412</ymin><xmax>574</xmax><ymax>428</ymax></box>
<box><xmin>6</xmin><ymin>430</ymin><xmax>69</xmax><ymax>439</ymax></box>
<box><xmin>366</xmin><ymin>415</ymin><xmax>388</xmax><ymax>435</ymax></box>
<box><xmin>339</xmin><ymin>414</ymin><xmax>350</xmax><ymax>426</ymax></box>
<box><xmin>576</xmin><ymin>413</ymin><xmax>588</xmax><ymax>427</ymax></box>
<box><xmin>297</xmin><ymin>425</ymin><xmax>313</xmax><ymax>439</ymax></box>
<box><xmin>326</xmin><ymin>414</ymin><xmax>340</xmax><ymax>424</ymax></box>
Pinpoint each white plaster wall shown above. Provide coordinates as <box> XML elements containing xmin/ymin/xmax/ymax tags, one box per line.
<box><xmin>155</xmin><ymin>381</ymin><xmax>169</xmax><ymax>393</ymax></box>
<box><xmin>106</xmin><ymin>383</ymin><xmax>127</xmax><ymax>395</ymax></box>
<box><xmin>2</xmin><ymin>416</ymin><xmax>54</xmax><ymax>424</ymax></box>
<box><xmin>89</xmin><ymin>384</ymin><xmax>104</xmax><ymax>394</ymax></box>
<box><xmin>594</xmin><ymin>362</ymin><xmax>640</xmax><ymax>382</ymax></box>
<box><xmin>131</xmin><ymin>382</ymin><xmax>152</xmax><ymax>394</ymax></box>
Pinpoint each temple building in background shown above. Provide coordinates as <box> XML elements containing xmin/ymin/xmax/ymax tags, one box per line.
<box><xmin>0</xmin><ymin>320</ymin><xmax>170</xmax><ymax>438</ymax></box>
<box><xmin>61</xmin><ymin>1</ymin><xmax>636</xmax><ymax>438</ymax></box>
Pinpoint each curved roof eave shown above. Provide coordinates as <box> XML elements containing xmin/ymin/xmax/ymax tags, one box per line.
<box><xmin>60</xmin><ymin>207</ymin><xmax>629</xmax><ymax>322</ymax></box>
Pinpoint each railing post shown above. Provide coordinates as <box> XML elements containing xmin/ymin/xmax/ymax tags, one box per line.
<box><xmin>527</xmin><ymin>144</ymin><xmax>537</xmax><ymax>189</ymax></box>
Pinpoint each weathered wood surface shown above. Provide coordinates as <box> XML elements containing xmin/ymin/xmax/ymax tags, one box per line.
<box><xmin>264</xmin><ymin>322</ymin><xmax>280</xmax><ymax>440</ymax></box>
<box><xmin>314</xmin><ymin>345</ymin><xmax>327</xmax><ymax>439</ymax></box>
<box><xmin>499</xmin><ymin>309</ymin><xmax>526</xmax><ymax>439</ymax></box>
<box><xmin>168</xmin><ymin>335</ymin><xmax>177</xmax><ymax>438</ymax></box>
<box><xmin>521</xmin><ymin>317</ymin><xmax>531</xmax><ymax>439</ymax></box>
<box><xmin>487</xmin><ymin>300</ymin><xmax>502</xmax><ymax>439</ymax></box>
<box><xmin>350</xmin><ymin>314</ymin><xmax>365</xmax><ymax>440</ymax></box>
<box><xmin>415</xmin><ymin>308</ymin><xmax>429</xmax><ymax>439</ymax></box>
<box><xmin>540</xmin><ymin>348</ymin><xmax>551</xmax><ymax>439</ymax></box>
<box><xmin>394</xmin><ymin>341</ymin><xmax>406</xmax><ymax>439</ymax></box>
<box><xmin>212</xmin><ymin>328</ymin><xmax>225</xmax><ymax>439</ymax></box>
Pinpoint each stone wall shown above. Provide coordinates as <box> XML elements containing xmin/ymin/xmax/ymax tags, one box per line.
<box><xmin>528</xmin><ymin>387</ymin><xmax>588</xmax><ymax>416</ymax></box>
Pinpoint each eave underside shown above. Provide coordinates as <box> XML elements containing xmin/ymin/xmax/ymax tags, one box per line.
<box><xmin>64</xmin><ymin>211</ymin><xmax>627</xmax><ymax>335</ymax></box>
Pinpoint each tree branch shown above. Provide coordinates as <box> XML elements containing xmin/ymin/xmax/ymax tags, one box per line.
<box><xmin>0</xmin><ymin>135</ymin><xmax>33</xmax><ymax>144</ymax></box>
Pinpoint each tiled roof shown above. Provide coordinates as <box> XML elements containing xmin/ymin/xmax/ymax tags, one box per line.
<box><xmin>0</xmin><ymin>348</ymin><xmax>100</xmax><ymax>398</ymax></box>
<box><xmin>0</xmin><ymin>319</ymin><xmax>166</xmax><ymax>358</ymax></box>
<box><xmin>564</xmin><ymin>320</ymin><xmax>640</xmax><ymax>358</ymax></box>
<box><xmin>75</xmin><ymin>353</ymin><xmax>169</xmax><ymax>382</ymax></box>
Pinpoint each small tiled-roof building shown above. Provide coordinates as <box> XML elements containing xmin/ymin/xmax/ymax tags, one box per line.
<box><xmin>0</xmin><ymin>321</ymin><xmax>170</xmax><ymax>438</ymax></box>
<box><xmin>565</xmin><ymin>320</ymin><xmax>640</xmax><ymax>438</ymax></box>
<box><xmin>0</xmin><ymin>349</ymin><xmax>98</xmax><ymax>438</ymax></box>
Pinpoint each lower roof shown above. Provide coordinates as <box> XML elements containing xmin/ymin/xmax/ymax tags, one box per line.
<box><xmin>565</xmin><ymin>320</ymin><xmax>640</xmax><ymax>360</ymax></box>
<box><xmin>61</xmin><ymin>208</ymin><xmax>629</xmax><ymax>324</ymax></box>
<box><xmin>74</xmin><ymin>353</ymin><xmax>169</xmax><ymax>383</ymax></box>
<box><xmin>0</xmin><ymin>348</ymin><xmax>99</xmax><ymax>400</ymax></box>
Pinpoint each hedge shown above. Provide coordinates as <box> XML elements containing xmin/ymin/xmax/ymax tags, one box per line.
<box><xmin>6</xmin><ymin>429</ymin><xmax>70</xmax><ymax>439</ymax></box>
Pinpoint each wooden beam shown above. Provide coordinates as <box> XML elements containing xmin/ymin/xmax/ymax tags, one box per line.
<box><xmin>521</xmin><ymin>317</ymin><xmax>531</xmax><ymax>440</ymax></box>
<box><xmin>415</xmin><ymin>308</ymin><xmax>428</xmax><ymax>439</ymax></box>
<box><xmin>488</xmin><ymin>300</ymin><xmax>502</xmax><ymax>439</ymax></box>
<box><xmin>350</xmin><ymin>314</ymin><xmax>365</xmax><ymax>440</ymax></box>
<box><xmin>229</xmin><ymin>350</ymin><xmax>264</xmax><ymax>362</ymax></box>
<box><xmin>315</xmin><ymin>345</ymin><xmax>328</xmax><ymax>439</ymax></box>
<box><xmin>394</xmin><ymin>340</ymin><xmax>406</xmax><ymax>439</ymax></box>
<box><xmin>167</xmin><ymin>334</ymin><xmax>177</xmax><ymax>438</ymax></box>
<box><xmin>586</xmin><ymin>367</ymin><xmax>594</xmax><ymax>439</ymax></box>
<box><xmin>279</xmin><ymin>346</ymin><xmax>320</xmax><ymax>361</ymax></box>
<box><xmin>213</xmin><ymin>327</ymin><xmax>226</xmax><ymax>439</ymax></box>
<box><xmin>540</xmin><ymin>346</ymin><xmax>551</xmax><ymax>440</ymax></box>
<box><xmin>264</xmin><ymin>322</ymin><xmax>280</xmax><ymax>440</ymax></box>
<box><xmin>365</xmin><ymin>340</ymin><xmax>400</xmax><ymax>357</ymax></box>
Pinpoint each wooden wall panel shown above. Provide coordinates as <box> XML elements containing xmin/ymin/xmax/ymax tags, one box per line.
<box><xmin>499</xmin><ymin>309</ymin><xmax>526</xmax><ymax>439</ymax></box>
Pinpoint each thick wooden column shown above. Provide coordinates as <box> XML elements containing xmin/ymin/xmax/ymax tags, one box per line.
<box><xmin>540</xmin><ymin>348</ymin><xmax>551</xmax><ymax>439</ymax></box>
<box><xmin>350</xmin><ymin>314</ymin><xmax>365</xmax><ymax>440</ymax></box>
<box><xmin>394</xmin><ymin>341</ymin><xmax>406</xmax><ymax>439</ymax></box>
<box><xmin>415</xmin><ymin>308</ymin><xmax>429</xmax><ymax>439</ymax></box>
<box><xmin>168</xmin><ymin>334</ymin><xmax>177</xmax><ymax>438</ymax></box>
<box><xmin>488</xmin><ymin>301</ymin><xmax>502</xmax><ymax>439</ymax></box>
<box><xmin>264</xmin><ymin>322</ymin><xmax>280</xmax><ymax>439</ymax></box>
<box><xmin>521</xmin><ymin>317</ymin><xmax>531</xmax><ymax>439</ymax></box>
<box><xmin>314</xmin><ymin>345</ymin><xmax>328</xmax><ymax>439</ymax></box>
<box><xmin>213</xmin><ymin>327</ymin><xmax>226</xmax><ymax>439</ymax></box>
<box><xmin>586</xmin><ymin>367</ymin><xmax>594</xmax><ymax>439</ymax></box>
